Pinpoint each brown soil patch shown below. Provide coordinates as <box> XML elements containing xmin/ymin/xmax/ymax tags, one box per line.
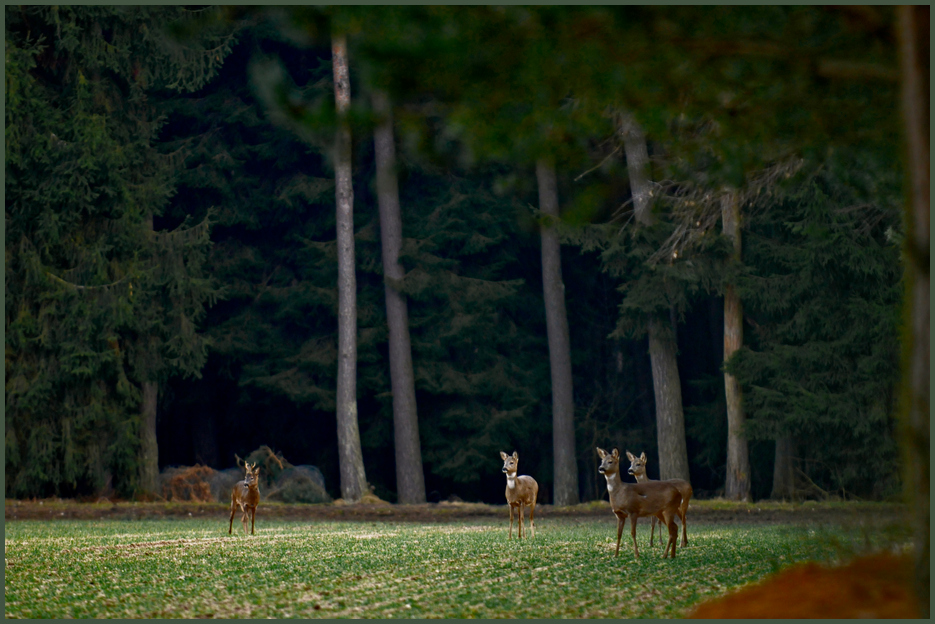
<box><xmin>689</xmin><ymin>551</ymin><xmax>921</xmax><ymax>618</ymax></box>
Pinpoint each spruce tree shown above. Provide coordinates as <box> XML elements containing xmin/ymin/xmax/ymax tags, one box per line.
<box><xmin>730</xmin><ymin>156</ymin><xmax>903</xmax><ymax>499</ymax></box>
<box><xmin>5</xmin><ymin>6</ymin><xmax>232</xmax><ymax>496</ymax></box>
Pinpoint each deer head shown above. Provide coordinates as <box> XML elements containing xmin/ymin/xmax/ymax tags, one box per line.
<box><xmin>626</xmin><ymin>451</ymin><xmax>648</xmax><ymax>478</ymax></box>
<box><xmin>500</xmin><ymin>451</ymin><xmax>519</xmax><ymax>476</ymax></box>
<box><xmin>596</xmin><ymin>447</ymin><xmax>620</xmax><ymax>477</ymax></box>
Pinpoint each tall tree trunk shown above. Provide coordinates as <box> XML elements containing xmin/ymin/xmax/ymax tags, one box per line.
<box><xmin>138</xmin><ymin>380</ymin><xmax>159</xmax><ymax>493</ymax></box>
<box><xmin>619</xmin><ymin>112</ymin><xmax>691</xmax><ymax>482</ymax></box>
<box><xmin>372</xmin><ymin>89</ymin><xmax>426</xmax><ymax>505</ymax></box>
<box><xmin>332</xmin><ymin>33</ymin><xmax>367</xmax><ymax>502</ymax></box>
<box><xmin>896</xmin><ymin>6</ymin><xmax>929</xmax><ymax>617</ymax></box>
<box><xmin>646</xmin><ymin>316</ymin><xmax>691</xmax><ymax>481</ymax></box>
<box><xmin>536</xmin><ymin>158</ymin><xmax>579</xmax><ymax>506</ymax></box>
<box><xmin>137</xmin><ymin>209</ymin><xmax>160</xmax><ymax>494</ymax></box>
<box><xmin>771</xmin><ymin>436</ymin><xmax>796</xmax><ymax>500</ymax></box>
<box><xmin>721</xmin><ymin>191</ymin><xmax>751</xmax><ymax>501</ymax></box>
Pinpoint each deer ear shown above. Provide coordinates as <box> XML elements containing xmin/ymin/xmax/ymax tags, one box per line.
<box><xmin>626</xmin><ymin>451</ymin><xmax>636</xmax><ymax>461</ymax></box>
<box><xmin>596</xmin><ymin>447</ymin><xmax>606</xmax><ymax>458</ymax></box>
<box><xmin>512</xmin><ymin>451</ymin><xmax>518</xmax><ymax>460</ymax></box>
<box><xmin>640</xmin><ymin>452</ymin><xmax>646</xmax><ymax>462</ymax></box>
<box><xmin>500</xmin><ymin>451</ymin><xmax>508</xmax><ymax>460</ymax></box>
<box><xmin>612</xmin><ymin>448</ymin><xmax>620</xmax><ymax>459</ymax></box>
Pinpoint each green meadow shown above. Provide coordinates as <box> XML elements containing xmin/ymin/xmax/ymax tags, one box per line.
<box><xmin>3</xmin><ymin>515</ymin><xmax>902</xmax><ymax>618</ymax></box>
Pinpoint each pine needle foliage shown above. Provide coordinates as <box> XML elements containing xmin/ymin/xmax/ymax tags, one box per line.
<box><xmin>729</xmin><ymin>155</ymin><xmax>903</xmax><ymax>498</ymax></box>
<box><xmin>5</xmin><ymin>7</ymin><xmax>230</xmax><ymax>497</ymax></box>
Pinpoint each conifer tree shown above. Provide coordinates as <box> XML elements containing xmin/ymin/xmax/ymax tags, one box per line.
<box><xmin>617</xmin><ymin>113</ymin><xmax>691</xmax><ymax>482</ymax></box>
<box><xmin>331</xmin><ymin>32</ymin><xmax>368</xmax><ymax>502</ymax></box>
<box><xmin>5</xmin><ymin>6</ymin><xmax>232</xmax><ymax>496</ymax></box>
<box><xmin>729</xmin><ymin>156</ymin><xmax>903</xmax><ymax>500</ymax></box>
<box><xmin>373</xmin><ymin>88</ymin><xmax>426</xmax><ymax>504</ymax></box>
<box><xmin>536</xmin><ymin>159</ymin><xmax>579</xmax><ymax>505</ymax></box>
<box><xmin>720</xmin><ymin>191</ymin><xmax>751</xmax><ymax>501</ymax></box>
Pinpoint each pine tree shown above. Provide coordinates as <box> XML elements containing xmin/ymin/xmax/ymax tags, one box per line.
<box><xmin>730</xmin><ymin>155</ymin><xmax>903</xmax><ymax>499</ymax></box>
<box><xmin>372</xmin><ymin>89</ymin><xmax>426</xmax><ymax>504</ymax></box>
<box><xmin>330</xmin><ymin>33</ymin><xmax>368</xmax><ymax>502</ymax></box>
<box><xmin>5</xmin><ymin>6</ymin><xmax>231</xmax><ymax>496</ymax></box>
<box><xmin>720</xmin><ymin>191</ymin><xmax>751</xmax><ymax>501</ymax></box>
<box><xmin>536</xmin><ymin>159</ymin><xmax>579</xmax><ymax>505</ymax></box>
<box><xmin>617</xmin><ymin>112</ymin><xmax>691</xmax><ymax>483</ymax></box>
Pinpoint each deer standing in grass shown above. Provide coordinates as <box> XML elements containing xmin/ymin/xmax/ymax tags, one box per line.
<box><xmin>627</xmin><ymin>450</ymin><xmax>693</xmax><ymax>548</ymax></box>
<box><xmin>500</xmin><ymin>451</ymin><xmax>538</xmax><ymax>539</ymax></box>
<box><xmin>596</xmin><ymin>447</ymin><xmax>681</xmax><ymax>559</ymax></box>
<box><xmin>229</xmin><ymin>461</ymin><xmax>260</xmax><ymax>535</ymax></box>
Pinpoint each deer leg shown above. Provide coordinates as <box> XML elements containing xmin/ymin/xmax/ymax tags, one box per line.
<box><xmin>250</xmin><ymin>505</ymin><xmax>256</xmax><ymax>535</ymax></box>
<box><xmin>519</xmin><ymin>502</ymin><xmax>526</xmax><ymax>539</ymax></box>
<box><xmin>529</xmin><ymin>500</ymin><xmax>536</xmax><ymax>539</ymax></box>
<box><xmin>509</xmin><ymin>504</ymin><xmax>514</xmax><ymax>540</ymax></box>
<box><xmin>663</xmin><ymin>510</ymin><xmax>677</xmax><ymax>559</ymax></box>
<box><xmin>680</xmin><ymin>508</ymin><xmax>688</xmax><ymax>547</ymax></box>
<box><xmin>614</xmin><ymin>513</ymin><xmax>626</xmax><ymax>557</ymax></box>
<box><xmin>228</xmin><ymin>500</ymin><xmax>236</xmax><ymax>535</ymax></box>
<box><xmin>650</xmin><ymin>516</ymin><xmax>656</xmax><ymax>547</ymax></box>
<box><xmin>630</xmin><ymin>516</ymin><xmax>640</xmax><ymax>559</ymax></box>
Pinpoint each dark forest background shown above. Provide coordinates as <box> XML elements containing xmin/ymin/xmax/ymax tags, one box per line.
<box><xmin>4</xmin><ymin>6</ymin><xmax>918</xmax><ymax>506</ymax></box>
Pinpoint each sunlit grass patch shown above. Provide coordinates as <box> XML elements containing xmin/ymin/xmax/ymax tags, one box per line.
<box><xmin>4</xmin><ymin>517</ymin><xmax>894</xmax><ymax>618</ymax></box>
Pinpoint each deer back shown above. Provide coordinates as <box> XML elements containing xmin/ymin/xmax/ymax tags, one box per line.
<box><xmin>611</xmin><ymin>480</ymin><xmax>681</xmax><ymax>518</ymax></box>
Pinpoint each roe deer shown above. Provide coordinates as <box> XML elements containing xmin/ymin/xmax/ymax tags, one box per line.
<box><xmin>229</xmin><ymin>461</ymin><xmax>260</xmax><ymax>535</ymax></box>
<box><xmin>627</xmin><ymin>450</ymin><xmax>693</xmax><ymax>547</ymax></box>
<box><xmin>596</xmin><ymin>447</ymin><xmax>681</xmax><ymax>559</ymax></box>
<box><xmin>500</xmin><ymin>451</ymin><xmax>538</xmax><ymax>539</ymax></box>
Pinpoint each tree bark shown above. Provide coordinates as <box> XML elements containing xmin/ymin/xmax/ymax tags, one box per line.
<box><xmin>618</xmin><ymin>114</ymin><xmax>653</xmax><ymax>222</ymax></box>
<box><xmin>771</xmin><ymin>436</ymin><xmax>796</xmax><ymax>500</ymax></box>
<box><xmin>619</xmin><ymin>112</ymin><xmax>691</xmax><ymax>482</ymax></box>
<box><xmin>332</xmin><ymin>33</ymin><xmax>367</xmax><ymax>502</ymax></box>
<box><xmin>536</xmin><ymin>158</ymin><xmax>579</xmax><ymax>506</ymax></box>
<box><xmin>896</xmin><ymin>6</ymin><xmax>929</xmax><ymax>617</ymax></box>
<box><xmin>138</xmin><ymin>380</ymin><xmax>159</xmax><ymax>493</ymax></box>
<box><xmin>721</xmin><ymin>192</ymin><xmax>751</xmax><ymax>501</ymax></box>
<box><xmin>646</xmin><ymin>316</ymin><xmax>691</xmax><ymax>481</ymax></box>
<box><xmin>372</xmin><ymin>89</ymin><xmax>426</xmax><ymax>505</ymax></box>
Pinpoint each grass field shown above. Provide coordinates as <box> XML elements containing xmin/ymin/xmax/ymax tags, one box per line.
<box><xmin>4</xmin><ymin>515</ymin><xmax>896</xmax><ymax>618</ymax></box>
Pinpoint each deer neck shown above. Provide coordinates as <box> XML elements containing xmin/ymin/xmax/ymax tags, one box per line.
<box><xmin>633</xmin><ymin>471</ymin><xmax>649</xmax><ymax>483</ymax></box>
<box><xmin>602</xmin><ymin>469</ymin><xmax>624</xmax><ymax>494</ymax></box>
<box><xmin>505</xmin><ymin>471</ymin><xmax>518</xmax><ymax>490</ymax></box>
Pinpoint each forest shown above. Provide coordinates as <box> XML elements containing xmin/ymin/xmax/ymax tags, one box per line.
<box><xmin>4</xmin><ymin>6</ymin><xmax>926</xmax><ymax>512</ymax></box>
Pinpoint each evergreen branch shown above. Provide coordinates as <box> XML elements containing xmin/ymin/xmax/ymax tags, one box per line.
<box><xmin>45</xmin><ymin>271</ymin><xmax>131</xmax><ymax>291</ymax></box>
<box><xmin>573</xmin><ymin>144</ymin><xmax>620</xmax><ymax>182</ymax></box>
<box><xmin>645</xmin><ymin>156</ymin><xmax>805</xmax><ymax>265</ymax></box>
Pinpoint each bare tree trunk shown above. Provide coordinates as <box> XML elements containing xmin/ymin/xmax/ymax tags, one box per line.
<box><xmin>138</xmin><ymin>380</ymin><xmax>159</xmax><ymax>493</ymax></box>
<box><xmin>721</xmin><ymin>192</ymin><xmax>751</xmax><ymax>501</ymax></box>
<box><xmin>372</xmin><ymin>89</ymin><xmax>426</xmax><ymax>505</ymax></box>
<box><xmin>646</xmin><ymin>316</ymin><xmax>691</xmax><ymax>481</ymax></box>
<box><xmin>896</xmin><ymin>6</ymin><xmax>929</xmax><ymax>617</ymax></box>
<box><xmin>137</xmin><ymin>209</ymin><xmax>160</xmax><ymax>495</ymax></box>
<box><xmin>536</xmin><ymin>158</ymin><xmax>579</xmax><ymax>506</ymax></box>
<box><xmin>332</xmin><ymin>33</ymin><xmax>367</xmax><ymax>502</ymax></box>
<box><xmin>771</xmin><ymin>436</ymin><xmax>796</xmax><ymax>500</ymax></box>
<box><xmin>619</xmin><ymin>112</ymin><xmax>691</xmax><ymax>482</ymax></box>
